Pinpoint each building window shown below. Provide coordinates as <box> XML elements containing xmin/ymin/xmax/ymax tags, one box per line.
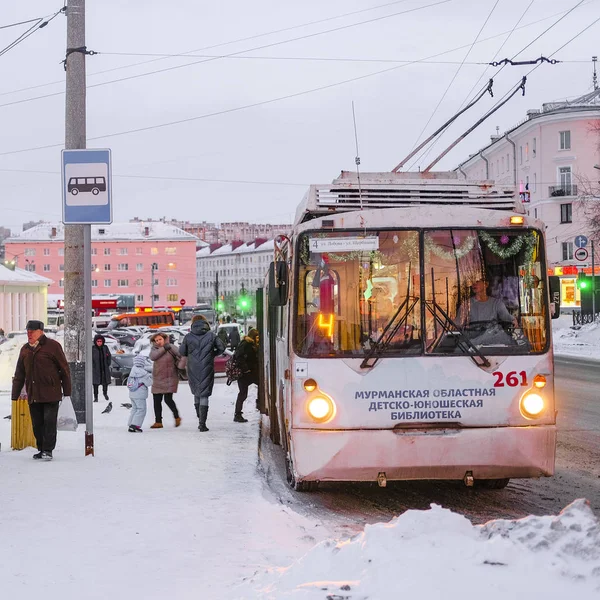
<box><xmin>92</xmin><ymin>279</ymin><xmax>98</xmax><ymax>287</ymax></box>
<box><xmin>167</xmin><ymin>294</ymin><xmax>179</xmax><ymax>302</ymax></box>
<box><xmin>118</xmin><ymin>263</ymin><xmax>129</xmax><ymax>271</ymax></box>
<box><xmin>559</xmin><ymin>166</ymin><xmax>573</xmax><ymax>194</ymax></box>
<box><xmin>136</xmin><ymin>247</ymin><xmax>143</xmax><ymax>255</ymax></box>
<box><xmin>119</xmin><ymin>248</ymin><xmax>128</xmax><ymax>255</ymax></box>
<box><xmin>136</xmin><ymin>278</ymin><xmax>143</xmax><ymax>286</ymax></box>
<box><xmin>59</xmin><ymin>263</ymin><xmax>64</xmax><ymax>271</ymax></box>
<box><xmin>104</xmin><ymin>279</ymin><xmax>111</xmax><ymax>287</ymax></box>
<box><xmin>44</xmin><ymin>248</ymin><xmax>50</xmax><ymax>256</ymax></box>
<box><xmin>533</xmin><ymin>137</ymin><xmax>537</xmax><ymax>157</ymax></box>
<box><xmin>59</xmin><ymin>279</ymin><xmax>64</xmax><ymax>287</ymax></box>
<box><xmin>166</xmin><ymin>262</ymin><xmax>177</xmax><ymax>270</ymax></box>
<box><xmin>153</xmin><ymin>278</ymin><xmax>159</xmax><ymax>286</ymax></box>
<box><xmin>58</xmin><ymin>248</ymin><xmax>64</xmax><ymax>256</ymax></box>
<box><xmin>501</xmin><ymin>156</ymin><xmax>504</xmax><ymax>172</ymax></box>
<box><xmin>43</xmin><ymin>264</ymin><xmax>51</xmax><ymax>271</ymax></box>
<box><xmin>118</xmin><ymin>279</ymin><xmax>129</xmax><ymax>287</ymax></box>
<box><xmin>25</xmin><ymin>263</ymin><xmax>36</xmax><ymax>272</ymax></box>
<box><xmin>151</xmin><ymin>247</ymin><xmax>158</xmax><ymax>255</ymax></box>
<box><xmin>559</xmin><ymin>130</ymin><xmax>571</xmax><ymax>150</ymax></box>
<box><xmin>153</xmin><ymin>294</ymin><xmax>159</xmax><ymax>302</ymax></box>
<box><xmin>166</xmin><ymin>278</ymin><xmax>177</xmax><ymax>286</ymax></box>
<box><xmin>91</xmin><ymin>247</ymin><xmax>97</xmax><ymax>255</ymax></box>
<box><xmin>136</xmin><ymin>263</ymin><xmax>143</xmax><ymax>271</ymax></box>
<box><xmin>506</xmin><ymin>153</ymin><xmax>510</xmax><ymax>170</ymax></box>
<box><xmin>104</xmin><ymin>247</ymin><xmax>111</xmax><ymax>255</ymax></box>
<box><xmin>533</xmin><ymin>172</ymin><xmax>537</xmax><ymax>192</ymax></box>
<box><xmin>104</xmin><ymin>264</ymin><xmax>111</xmax><ymax>271</ymax></box>
<box><xmin>562</xmin><ymin>242</ymin><xmax>574</xmax><ymax>261</ymax></box>
<box><xmin>519</xmin><ymin>146</ymin><xmax>523</xmax><ymax>165</ymax></box>
<box><xmin>25</xmin><ymin>248</ymin><xmax>36</xmax><ymax>256</ymax></box>
<box><xmin>560</xmin><ymin>203</ymin><xmax>572</xmax><ymax>224</ymax></box>
<box><xmin>525</xmin><ymin>142</ymin><xmax>529</xmax><ymax>161</ymax></box>
<box><xmin>165</xmin><ymin>247</ymin><xmax>176</xmax><ymax>255</ymax></box>
<box><xmin>534</xmin><ymin>208</ymin><xmax>538</xmax><ymax>219</ymax></box>
<box><xmin>136</xmin><ymin>294</ymin><xmax>144</xmax><ymax>302</ymax></box>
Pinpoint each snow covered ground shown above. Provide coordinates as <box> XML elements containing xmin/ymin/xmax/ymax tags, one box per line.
<box><xmin>2</xmin><ymin>324</ymin><xmax>600</xmax><ymax>599</ymax></box>
<box><xmin>553</xmin><ymin>314</ymin><xmax>600</xmax><ymax>360</ymax></box>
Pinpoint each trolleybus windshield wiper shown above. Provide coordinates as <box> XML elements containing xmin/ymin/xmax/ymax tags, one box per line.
<box><xmin>361</xmin><ymin>263</ymin><xmax>416</xmax><ymax>369</ymax></box>
<box><xmin>424</xmin><ymin>300</ymin><xmax>491</xmax><ymax>368</ymax></box>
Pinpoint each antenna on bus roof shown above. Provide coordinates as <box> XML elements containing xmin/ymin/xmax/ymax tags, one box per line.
<box><xmin>352</xmin><ymin>101</ymin><xmax>363</xmax><ymax>210</ymax></box>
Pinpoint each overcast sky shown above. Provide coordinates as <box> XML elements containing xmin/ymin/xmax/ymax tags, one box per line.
<box><xmin>0</xmin><ymin>0</ymin><xmax>598</xmax><ymax>232</ymax></box>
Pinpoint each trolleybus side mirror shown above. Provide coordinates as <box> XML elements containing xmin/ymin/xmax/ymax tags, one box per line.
<box><xmin>269</xmin><ymin>261</ymin><xmax>288</xmax><ymax>306</ymax></box>
<box><xmin>548</xmin><ymin>275</ymin><xmax>560</xmax><ymax>319</ymax></box>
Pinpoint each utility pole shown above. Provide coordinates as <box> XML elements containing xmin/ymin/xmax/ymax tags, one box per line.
<box><xmin>215</xmin><ymin>271</ymin><xmax>219</xmax><ymax>314</ymax></box>
<box><xmin>63</xmin><ymin>1</ymin><xmax>92</xmax><ymax>454</ymax></box>
<box><xmin>592</xmin><ymin>240</ymin><xmax>596</xmax><ymax>320</ymax></box>
<box><xmin>151</xmin><ymin>262</ymin><xmax>158</xmax><ymax>309</ymax></box>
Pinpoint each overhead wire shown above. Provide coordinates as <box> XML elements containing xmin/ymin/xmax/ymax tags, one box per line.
<box><xmin>408</xmin><ymin>0</ymin><xmax>536</xmax><ymax>169</ymax></box>
<box><xmin>410</xmin><ymin>0</ymin><xmax>591</xmax><ymax>170</ymax></box>
<box><xmin>407</xmin><ymin>0</ymin><xmax>501</xmax><ymax>163</ymax></box>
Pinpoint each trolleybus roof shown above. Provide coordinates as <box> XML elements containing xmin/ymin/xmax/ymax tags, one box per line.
<box><xmin>294</xmin><ymin>171</ymin><xmax>522</xmax><ymax>226</ymax></box>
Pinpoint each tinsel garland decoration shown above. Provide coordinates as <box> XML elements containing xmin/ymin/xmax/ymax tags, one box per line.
<box><xmin>479</xmin><ymin>231</ymin><xmax>536</xmax><ymax>261</ymax></box>
<box><xmin>424</xmin><ymin>235</ymin><xmax>476</xmax><ymax>261</ymax></box>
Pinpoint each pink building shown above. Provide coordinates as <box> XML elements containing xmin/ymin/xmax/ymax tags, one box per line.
<box><xmin>5</xmin><ymin>222</ymin><xmax>198</xmax><ymax>310</ymax></box>
<box><xmin>456</xmin><ymin>88</ymin><xmax>600</xmax><ymax>310</ymax></box>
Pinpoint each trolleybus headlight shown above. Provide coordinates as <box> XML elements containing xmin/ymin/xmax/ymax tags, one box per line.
<box><xmin>307</xmin><ymin>395</ymin><xmax>336</xmax><ymax>423</ymax></box>
<box><xmin>520</xmin><ymin>392</ymin><xmax>545</xmax><ymax>419</ymax></box>
<box><xmin>303</xmin><ymin>378</ymin><xmax>318</xmax><ymax>392</ymax></box>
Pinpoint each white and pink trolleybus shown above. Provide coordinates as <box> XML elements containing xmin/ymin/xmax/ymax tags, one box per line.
<box><xmin>260</xmin><ymin>171</ymin><xmax>557</xmax><ymax>491</ymax></box>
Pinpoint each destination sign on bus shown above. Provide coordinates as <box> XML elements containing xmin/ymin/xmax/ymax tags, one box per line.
<box><xmin>309</xmin><ymin>236</ymin><xmax>379</xmax><ymax>252</ymax></box>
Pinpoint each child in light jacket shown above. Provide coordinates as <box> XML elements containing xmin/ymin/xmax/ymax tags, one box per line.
<box><xmin>127</xmin><ymin>355</ymin><xmax>153</xmax><ymax>432</ymax></box>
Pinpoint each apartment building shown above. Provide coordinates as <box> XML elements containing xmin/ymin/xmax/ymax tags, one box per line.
<box><xmin>5</xmin><ymin>221</ymin><xmax>198</xmax><ymax>309</ymax></box>
<box><xmin>196</xmin><ymin>239</ymin><xmax>274</xmax><ymax>306</ymax></box>
<box><xmin>456</xmin><ymin>88</ymin><xmax>600</xmax><ymax>310</ymax></box>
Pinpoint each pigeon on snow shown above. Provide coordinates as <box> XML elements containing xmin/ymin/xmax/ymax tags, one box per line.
<box><xmin>101</xmin><ymin>402</ymin><xmax>113</xmax><ymax>414</ymax></box>
<box><xmin>121</xmin><ymin>403</ymin><xmax>132</xmax><ymax>409</ymax></box>
<box><xmin>3</xmin><ymin>415</ymin><xmax>11</xmax><ymax>420</ymax></box>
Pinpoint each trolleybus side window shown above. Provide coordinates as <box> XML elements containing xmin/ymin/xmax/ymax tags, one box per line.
<box><xmin>423</xmin><ymin>229</ymin><xmax>548</xmax><ymax>355</ymax></box>
<box><xmin>295</xmin><ymin>230</ymin><xmax>422</xmax><ymax>357</ymax></box>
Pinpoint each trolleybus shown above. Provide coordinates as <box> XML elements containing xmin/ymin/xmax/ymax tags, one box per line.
<box><xmin>259</xmin><ymin>171</ymin><xmax>557</xmax><ymax>491</ymax></box>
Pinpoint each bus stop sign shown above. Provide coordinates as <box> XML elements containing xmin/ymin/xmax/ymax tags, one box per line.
<box><xmin>62</xmin><ymin>148</ymin><xmax>113</xmax><ymax>224</ymax></box>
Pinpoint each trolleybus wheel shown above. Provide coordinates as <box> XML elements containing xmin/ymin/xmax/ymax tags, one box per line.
<box><xmin>478</xmin><ymin>478</ymin><xmax>510</xmax><ymax>489</ymax></box>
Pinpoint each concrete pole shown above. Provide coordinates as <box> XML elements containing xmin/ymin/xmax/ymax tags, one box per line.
<box><xmin>592</xmin><ymin>240</ymin><xmax>596</xmax><ymax>321</ymax></box>
<box><xmin>151</xmin><ymin>263</ymin><xmax>157</xmax><ymax>309</ymax></box>
<box><xmin>64</xmin><ymin>0</ymin><xmax>90</xmax><ymax>440</ymax></box>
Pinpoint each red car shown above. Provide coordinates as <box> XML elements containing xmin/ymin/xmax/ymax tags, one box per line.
<box><xmin>214</xmin><ymin>349</ymin><xmax>233</xmax><ymax>375</ymax></box>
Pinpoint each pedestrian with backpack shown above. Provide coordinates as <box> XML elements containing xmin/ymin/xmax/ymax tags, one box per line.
<box><xmin>127</xmin><ymin>355</ymin><xmax>153</xmax><ymax>432</ymax></box>
<box><xmin>232</xmin><ymin>328</ymin><xmax>259</xmax><ymax>423</ymax></box>
<box><xmin>179</xmin><ymin>315</ymin><xmax>226</xmax><ymax>432</ymax></box>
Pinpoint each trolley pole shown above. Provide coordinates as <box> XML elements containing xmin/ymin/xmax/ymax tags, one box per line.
<box><xmin>64</xmin><ymin>0</ymin><xmax>93</xmax><ymax>455</ymax></box>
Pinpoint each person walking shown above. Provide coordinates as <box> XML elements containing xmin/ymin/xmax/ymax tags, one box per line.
<box><xmin>179</xmin><ymin>315</ymin><xmax>225</xmax><ymax>432</ymax></box>
<box><xmin>233</xmin><ymin>328</ymin><xmax>259</xmax><ymax>423</ymax></box>
<box><xmin>11</xmin><ymin>320</ymin><xmax>72</xmax><ymax>460</ymax></box>
<box><xmin>126</xmin><ymin>355</ymin><xmax>153</xmax><ymax>432</ymax></box>
<box><xmin>92</xmin><ymin>333</ymin><xmax>112</xmax><ymax>402</ymax></box>
<box><xmin>149</xmin><ymin>332</ymin><xmax>182</xmax><ymax>428</ymax></box>
<box><xmin>229</xmin><ymin>320</ymin><xmax>241</xmax><ymax>351</ymax></box>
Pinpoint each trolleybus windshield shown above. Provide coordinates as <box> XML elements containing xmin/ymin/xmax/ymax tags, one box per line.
<box><xmin>295</xmin><ymin>229</ymin><xmax>549</xmax><ymax>358</ymax></box>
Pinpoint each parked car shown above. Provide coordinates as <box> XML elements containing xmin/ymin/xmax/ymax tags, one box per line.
<box><xmin>214</xmin><ymin>348</ymin><xmax>233</xmax><ymax>375</ymax></box>
<box><xmin>105</xmin><ymin>329</ymin><xmax>138</xmax><ymax>348</ymax></box>
<box><xmin>217</xmin><ymin>324</ymin><xmax>244</xmax><ymax>348</ymax></box>
<box><xmin>110</xmin><ymin>352</ymin><xmax>134</xmax><ymax>386</ymax></box>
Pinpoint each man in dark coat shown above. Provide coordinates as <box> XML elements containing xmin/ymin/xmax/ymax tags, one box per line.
<box><xmin>92</xmin><ymin>334</ymin><xmax>112</xmax><ymax>402</ymax></box>
<box><xmin>11</xmin><ymin>320</ymin><xmax>72</xmax><ymax>460</ymax></box>
<box><xmin>179</xmin><ymin>315</ymin><xmax>225</xmax><ymax>432</ymax></box>
<box><xmin>232</xmin><ymin>328</ymin><xmax>259</xmax><ymax>423</ymax></box>
<box><xmin>229</xmin><ymin>320</ymin><xmax>241</xmax><ymax>351</ymax></box>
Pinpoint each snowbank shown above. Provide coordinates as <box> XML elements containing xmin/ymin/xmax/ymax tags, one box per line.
<box><xmin>242</xmin><ymin>500</ymin><xmax>600</xmax><ymax>599</ymax></box>
<box><xmin>553</xmin><ymin>315</ymin><xmax>600</xmax><ymax>360</ymax></box>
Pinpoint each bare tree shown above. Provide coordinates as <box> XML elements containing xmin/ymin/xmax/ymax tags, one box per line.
<box><xmin>579</xmin><ymin>119</ymin><xmax>600</xmax><ymax>237</ymax></box>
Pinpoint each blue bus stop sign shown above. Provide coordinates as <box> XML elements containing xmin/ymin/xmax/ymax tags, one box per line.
<box><xmin>575</xmin><ymin>235</ymin><xmax>588</xmax><ymax>248</ymax></box>
<box><xmin>62</xmin><ymin>148</ymin><xmax>112</xmax><ymax>224</ymax></box>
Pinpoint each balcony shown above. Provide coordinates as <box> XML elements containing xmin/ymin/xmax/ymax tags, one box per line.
<box><xmin>549</xmin><ymin>184</ymin><xmax>578</xmax><ymax>197</ymax></box>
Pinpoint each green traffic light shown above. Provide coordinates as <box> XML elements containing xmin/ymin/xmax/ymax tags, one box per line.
<box><xmin>580</xmin><ymin>280</ymin><xmax>588</xmax><ymax>289</ymax></box>
<box><xmin>240</xmin><ymin>298</ymin><xmax>248</xmax><ymax>308</ymax></box>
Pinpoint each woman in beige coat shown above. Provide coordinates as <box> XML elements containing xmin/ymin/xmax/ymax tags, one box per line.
<box><xmin>149</xmin><ymin>332</ymin><xmax>181</xmax><ymax>428</ymax></box>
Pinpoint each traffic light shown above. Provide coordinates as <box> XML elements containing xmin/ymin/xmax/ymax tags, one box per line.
<box><xmin>577</xmin><ymin>273</ymin><xmax>590</xmax><ymax>290</ymax></box>
<box><xmin>217</xmin><ymin>301</ymin><xmax>224</xmax><ymax>311</ymax></box>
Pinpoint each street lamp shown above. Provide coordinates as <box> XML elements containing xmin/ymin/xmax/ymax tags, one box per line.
<box><xmin>151</xmin><ymin>262</ymin><xmax>158</xmax><ymax>310</ymax></box>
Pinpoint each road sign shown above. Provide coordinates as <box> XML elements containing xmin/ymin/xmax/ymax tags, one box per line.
<box><xmin>575</xmin><ymin>235</ymin><xmax>588</xmax><ymax>248</ymax></box>
<box><xmin>180</xmin><ymin>298</ymin><xmax>186</xmax><ymax>306</ymax></box>
<box><xmin>62</xmin><ymin>148</ymin><xmax>112</xmax><ymax>224</ymax></box>
<box><xmin>575</xmin><ymin>247</ymin><xmax>589</xmax><ymax>261</ymax></box>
